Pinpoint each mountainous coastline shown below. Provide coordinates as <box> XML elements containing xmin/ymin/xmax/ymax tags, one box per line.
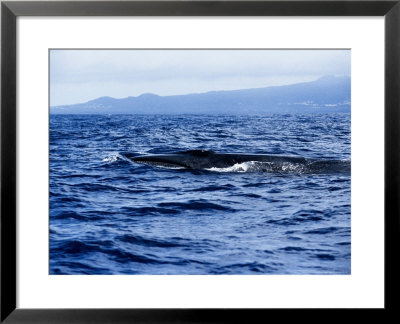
<box><xmin>50</xmin><ymin>75</ymin><xmax>350</xmax><ymax>114</ymax></box>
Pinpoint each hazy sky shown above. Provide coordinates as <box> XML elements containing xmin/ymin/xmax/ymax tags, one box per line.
<box><xmin>50</xmin><ymin>49</ymin><xmax>350</xmax><ymax>106</ymax></box>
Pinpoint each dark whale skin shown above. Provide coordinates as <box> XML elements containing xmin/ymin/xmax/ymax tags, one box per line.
<box><xmin>131</xmin><ymin>150</ymin><xmax>308</xmax><ymax>169</ymax></box>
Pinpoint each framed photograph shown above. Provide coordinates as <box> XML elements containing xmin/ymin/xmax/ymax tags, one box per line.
<box><xmin>1</xmin><ymin>0</ymin><xmax>399</xmax><ymax>322</ymax></box>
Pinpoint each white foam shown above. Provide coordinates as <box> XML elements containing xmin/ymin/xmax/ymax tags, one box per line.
<box><xmin>102</xmin><ymin>153</ymin><xmax>120</xmax><ymax>163</ymax></box>
<box><xmin>102</xmin><ymin>152</ymin><xmax>133</xmax><ymax>164</ymax></box>
<box><xmin>206</xmin><ymin>161</ymin><xmax>262</xmax><ymax>173</ymax></box>
<box><xmin>206</xmin><ymin>161</ymin><xmax>310</xmax><ymax>173</ymax></box>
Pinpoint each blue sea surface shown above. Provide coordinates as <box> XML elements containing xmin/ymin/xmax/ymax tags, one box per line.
<box><xmin>49</xmin><ymin>114</ymin><xmax>351</xmax><ymax>275</ymax></box>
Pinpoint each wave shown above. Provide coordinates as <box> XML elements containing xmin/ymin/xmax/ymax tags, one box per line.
<box><xmin>158</xmin><ymin>200</ymin><xmax>234</xmax><ymax>212</ymax></box>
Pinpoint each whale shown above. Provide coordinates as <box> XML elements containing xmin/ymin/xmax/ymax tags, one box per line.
<box><xmin>132</xmin><ymin>149</ymin><xmax>306</xmax><ymax>169</ymax></box>
<box><xmin>130</xmin><ymin>150</ymin><xmax>350</xmax><ymax>173</ymax></box>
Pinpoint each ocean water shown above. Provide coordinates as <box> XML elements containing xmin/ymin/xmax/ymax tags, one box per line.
<box><xmin>49</xmin><ymin>114</ymin><xmax>351</xmax><ymax>275</ymax></box>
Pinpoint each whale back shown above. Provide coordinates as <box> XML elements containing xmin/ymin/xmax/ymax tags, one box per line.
<box><xmin>178</xmin><ymin>150</ymin><xmax>215</xmax><ymax>157</ymax></box>
<box><xmin>130</xmin><ymin>150</ymin><xmax>350</xmax><ymax>173</ymax></box>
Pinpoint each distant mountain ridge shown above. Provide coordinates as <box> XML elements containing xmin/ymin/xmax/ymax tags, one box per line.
<box><xmin>50</xmin><ymin>75</ymin><xmax>350</xmax><ymax>114</ymax></box>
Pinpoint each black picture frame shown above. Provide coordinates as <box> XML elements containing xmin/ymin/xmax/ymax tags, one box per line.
<box><xmin>1</xmin><ymin>0</ymin><xmax>399</xmax><ymax>322</ymax></box>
